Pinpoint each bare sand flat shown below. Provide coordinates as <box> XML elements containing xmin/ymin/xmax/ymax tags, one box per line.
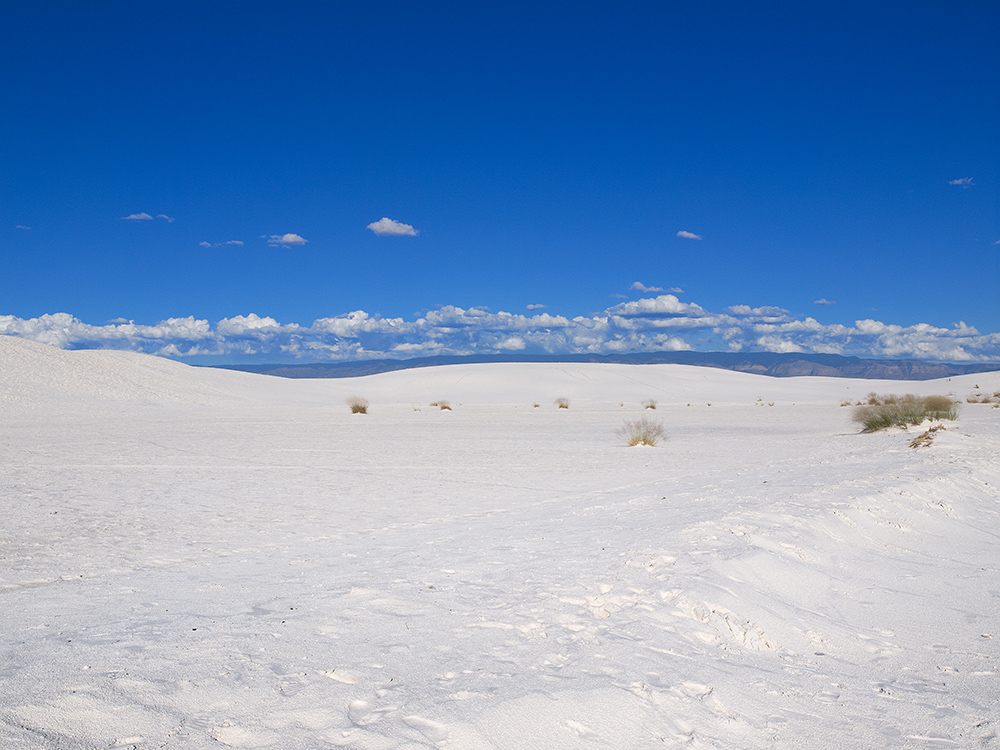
<box><xmin>1</xmin><ymin>336</ymin><xmax>998</xmax><ymax>748</ymax></box>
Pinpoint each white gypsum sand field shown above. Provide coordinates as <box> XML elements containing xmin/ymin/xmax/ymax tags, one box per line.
<box><xmin>1</xmin><ymin>336</ymin><xmax>998</xmax><ymax>749</ymax></box>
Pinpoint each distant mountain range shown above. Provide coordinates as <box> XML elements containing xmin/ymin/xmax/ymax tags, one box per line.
<box><xmin>204</xmin><ymin>351</ymin><xmax>1000</xmax><ymax>381</ymax></box>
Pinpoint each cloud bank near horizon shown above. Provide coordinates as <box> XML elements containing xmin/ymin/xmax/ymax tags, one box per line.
<box><xmin>2</xmin><ymin>295</ymin><xmax>998</xmax><ymax>363</ymax></box>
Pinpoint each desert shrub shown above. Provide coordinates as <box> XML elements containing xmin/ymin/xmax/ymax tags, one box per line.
<box><xmin>851</xmin><ymin>394</ymin><xmax>958</xmax><ymax>432</ymax></box>
<box><xmin>555</xmin><ymin>397</ymin><xmax>570</xmax><ymax>409</ymax></box>
<box><xmin>618</xmin><ymin>416</ymin><xmax>666</xmax><ymax>446</ymax></box>
<box><xmin>966</xmin><ymin>391</ymin><xmax>1000</xmax><ymax>404</ymax></box>
<box><xmin>430</xmin><ymin>400</ymin><xmax>452</xmax><ymax>411</ymax></box>
<box><xmin>346</xmin><ymin>396</ymin><xmax>369</xmax><ymax>414</ymax></box>
<box><xmin>642</xmin><ymin>398</ymin><xmax>657</xmax><ymax>410</ymax></box>
<box><xmin>922</xmin><ymin>394</ymin><xmax>958</xmax><ymax>419</ymax></box>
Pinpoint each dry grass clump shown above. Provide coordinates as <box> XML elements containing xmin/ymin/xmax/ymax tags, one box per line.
<box><xmin>852</xmin><ymin>393</ymin><xmax>959</xmax><ymax>432</ymax></box>
<box><xmin>555</xmin><ymin>397</ymin><xmax>570</xmax><ymax>409</ymax></box>
<box><xmin>966</xmin><ymin>390</ymin><xmax>1000</xmax><ymax>404</ymax></box>
<box><xmin>642</xmin><ymin>398</ymin><xmax>657</xmax><ymax>410</ymax></box>
<box><xmin>910</xmin><ymin>423</ymin><xmax>946</xmax><ymax>448</ymax></box>
<box><xmin>618</xmin><ymin>416</ymin><xmax>666</xmax><ymax>447</ymax></box>
<box><xmin>346</xmin><ymin>396</ymin><xmax>369</xmax><ymax>414</ymax></box>
<box><xmin>430</xmin><ymin>400</ymin><xmax>452</xmax><ymax>411</ymax></box>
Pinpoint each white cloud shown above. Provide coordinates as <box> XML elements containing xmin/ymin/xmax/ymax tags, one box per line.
<box><xmin>16</xmin><ymin>225</ymin><xmax>31</xmax><ymax>230</ymax></box>
<box><xmin>755</xmin><ymin>336</ymin><xmax>805</xmax><ymax>354</ymax></box>
<box><xmin>367</xmin><ymin>217</ymin><xmax>419</xmax><ymax>236</ymax></box>
<box><xmin>948</xmin><ymin>178</ymin><xmax>974</xmax><ymax>188</ymax></box>
<box><xmin>668</xmin><ymin>287</ymin><xmax>684</xmax><ymax>294</ymax></box>
<box><xmin>121</xmin><ymin>212</ymin><xmax>176</xmax><ymax>221</ymax></box>
<box><xmin>216</xmin><ymin>314</ymin><xmax>285</xmax><ymax>335</ymax></box>
<box><xmin>609</xmin><ymin>295</ymin><xmax>709</xmax><ymax>318</ymax></box>
<box><xmin>630</xmin><ymin>282</ymin><xmax>664</xmax><ymax>293</ymax></box>
<box><xmin>814</xmin><ymin>299</ymin><xmax>836</xmax><ymax>306</ymax></box>
<box><xmin>676</xmin><ymin>230</ymin><xmax>703</xmax><ymax>240</ymax></box>
<box><xmin>3</xmin><ymin>296</ymin><xmax>998</xmax><ymax>362</ymax></box>
<box><xmin>496</xmin><ymin>336</ymin><xmax>526</xmax><ymax>351</ymax></box>
<box><xmin>725</xmin><ymin>305</ymin><xmax>790</xmax><ymax>318</ymax></box>
<box><xmin>266</xmin><ymin>233</ymin><xmax>308</xmax><ymax>247</ymax></box>
<box><xmin>526</xmin><ymin>304</ymin><xmax>547</xmax><ymax>310</ymax></box>
<box><xmin>201</xmin><ymin>240</ymin><xmax>244</xmax><ymax>248</ymax></box>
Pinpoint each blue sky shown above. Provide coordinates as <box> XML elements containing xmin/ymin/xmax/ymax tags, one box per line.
<box><xmin>2</xmin><ymin>2</ymin><xmax>998</xmax><ymax>363</ymax></box>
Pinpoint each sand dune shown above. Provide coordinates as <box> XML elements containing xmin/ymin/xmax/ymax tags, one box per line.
<box><xmin>1</xmin><ymin>337</ymin><xmax>998</xmax><ymax>748</ymax></box>
<box><xmin>4</xmin><ymin>335</ymin><xmax>996</xmax><ymax>411</ymax></box>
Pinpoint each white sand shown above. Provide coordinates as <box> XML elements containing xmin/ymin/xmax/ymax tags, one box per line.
<box><xmin>1</xmin><ymin>335</ymin><xmax>998</xmax><ymax>748</ymax></box>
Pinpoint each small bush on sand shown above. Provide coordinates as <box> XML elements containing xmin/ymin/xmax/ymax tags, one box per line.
<box><xmin>852</xmin><ymin>394</ymin><xmax>958</xmax><ymax>432</ymax></box>
<box><xmin>966</xmin><ymin>390</ymin><xmax>1000</xmax><ymax>404</ymax></box>
<box><xmin>642</xmin><ymin>398</ymin><xmax>657</xmax><ymax>410</ymax></box>
<box><xmin>347</xmin><ymin>396</ymin><xmax>369</xmax><ymax>414</ymax></box>
<box><xmin>430</xmin><ymin>400</ymin><xmax>452</xmax><ymax>411</ymax></box>
<box><xmin>618</xmin><ymin>416</ymin><xmax>666</xmax><ymax>446</ymax></box>
<box><xmin>922</xmin><ymin>394</ymin><xmax>957</xmax><ymax>417</ymax></box>
<box><xmin>555</xmin><ymin>397</ymin><xmax>570</xmax><ymax>409</ymax></box>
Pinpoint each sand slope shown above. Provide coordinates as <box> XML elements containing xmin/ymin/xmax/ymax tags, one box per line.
<box><xmin>1</xmin><ymin>337</ymin><xmax>998</xmax><ymax>748</ymax></box>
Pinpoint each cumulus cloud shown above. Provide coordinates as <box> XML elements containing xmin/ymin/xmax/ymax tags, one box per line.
<box><xmin>948</xmin><ymin>178</ymin><xmax>974</xmax><ymax>188</ymax></box>
<box><xmin>366</xmin><ymin>217</ymin><xmax>419</xmax><ymax>236</ymax></box>
<box><xmin>496</xmin><ymin>336</ymin><xmax>526</xmax><ymax>351</ymax></box>
<box><xmin>609</xmin><ymin>295</ymin><xmax>709</xmax><ymax>318</ymax></box>
<box><xmin>725</xmin><ymin>305</ymin><xmax>790</xmax><ymax>318</ymax></box>
<box><xmin>676</xmin><ymin>230</ymin><xmax>703</xmax><ymax>240</ymax></box>
<box><xmin>3</xmin><ymin>296</ymin><xmax>998</xmax><ymax>362</ymax></box>
<box><xmin>526</xmin><ymin>304</ymin><xmax>547</xmax><ymax>310</ymax></box>
<box><xmin>630</xmin><ymin>282</ymin><xmax>663</xmax><ymax>293</ymax></box>
<box><xmin>668</xmin><ymin>287</ymin><xmax>684</xmax><ymax>294</ymax></box>
<box><xmin>814</xmin><ymin>299</ymin><xmax>836</xmax><ymax>306</ymax></box>
<box><xmin>266</xmin><ymin>233</ymin><xmax>308</xmax><ymax>247</ymax></box>
<box><xmin>216</xmin><ymin>314</ymin><xmax>284</xmax><ymax>335</ymax></box>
